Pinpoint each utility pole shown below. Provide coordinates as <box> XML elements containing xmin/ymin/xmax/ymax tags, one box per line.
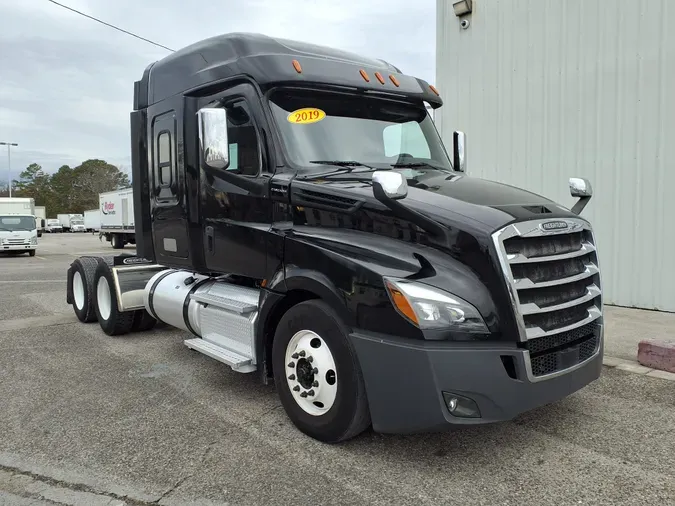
<box><xmin>0</xmin><ymin>142</ymin><xmax>18</xmax><ymax>197</ymax></box>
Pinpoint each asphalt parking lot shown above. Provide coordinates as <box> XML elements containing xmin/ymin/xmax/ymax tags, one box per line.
<box><xmin>1</xmin><ymin>233</ymin><xmax>674</xmax><ymax>505</ymax></box>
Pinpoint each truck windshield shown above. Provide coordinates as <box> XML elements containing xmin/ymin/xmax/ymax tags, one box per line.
<box><xmin>0</xmin><ymin>216</ymin><xmax>36</xmax><ymax>231</ymax></box>
<box><xmin>267</xmin><ymin>88</ymin><xmax>453</xmax><ymax>172</ymax></box>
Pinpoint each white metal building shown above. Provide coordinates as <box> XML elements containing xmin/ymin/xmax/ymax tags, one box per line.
<box><xmin>435</xmin><ymin>0</ymin><xmax>675</xmax><ymax>312</ymax></box>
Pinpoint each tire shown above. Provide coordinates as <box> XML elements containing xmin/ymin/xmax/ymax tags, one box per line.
<box><xmin>93</xmin><ymin>260</ymin><xmax>134</xmax><ymax>336</ymax></box>
<box><xmin>132</xmin><ymin>309</ymin><xmax>157</xmax><ymax>332</ymax></box>
<box><xmin>28</xmin><ymin>250</ymin><xmax>36</xmax><ymax>257</ymax></box>
<box><xmin>272</xmin><ymin>299</ymin><xmax>371</xmax><ymax>443</ymax></box>
<box><xmin>111</xmin><ymin>234</ymin><xmax>124</xmax><ymax>249</ymax></box>
<box><xmin>70</xmin><ymin>256</ymin><xmax>100</xmax><ymax>323</ymax></box>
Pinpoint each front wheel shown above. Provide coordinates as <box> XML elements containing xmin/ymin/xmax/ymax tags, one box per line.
<box><xmin>272</xmin><ymin>300</ymin><xmax>371</xmax><ymax>443</ymax></box>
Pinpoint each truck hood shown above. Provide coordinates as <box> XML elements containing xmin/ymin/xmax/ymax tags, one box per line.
<box><xmin>294</xmin><ymin>171</ymin><xmax>581</xmax><ymax>235</ymax></box>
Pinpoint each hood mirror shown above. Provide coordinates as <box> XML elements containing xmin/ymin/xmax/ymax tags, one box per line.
<box><xmin>569</xmin><ymin>177</ymin><xmax>593</xmax><ymax>198</ymax></box>
<box><xmin>568</xmin><ymin>177</ymin><xmax>593</xmax><ymax>215</ymax></box>
<box><xmin>198</xmin><ymin>107</ymin><xmax>229</xmax><ymax>171</ymax></box>
<box><xmin>372</xmin><ymin>171</ymin><xmax>408</xmax><ymax>201</ymax></box>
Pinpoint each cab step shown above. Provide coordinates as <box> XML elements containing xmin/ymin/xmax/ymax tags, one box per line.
<box><xmin>184</xmin><ymin>338</ymin><xmax>256</xmax><ymax>373</ymax></box>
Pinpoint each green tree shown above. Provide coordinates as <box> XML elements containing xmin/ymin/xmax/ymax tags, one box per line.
<box><xmin>48</xmin><ymin>165</ymin><xmax>75</xmax><ymax>215</ymax></box>
<box><xmin>70</xmin><ymin>159</ymin><xmax>130</xmax><ymax>212</ymax></box>
<box><xmin>3</xmin><ymin>159</ymin><xmax>131</xmax><ymax>215</ymax></box>
<box><xmin>13</xmin><ymin>163</ymin><xmax>53</xmax><ymax>206</ymax></box>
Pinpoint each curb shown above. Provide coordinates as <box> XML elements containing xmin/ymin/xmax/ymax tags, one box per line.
<box><xmin>602</xmin><ymin>356</ymin><xmax>675</xmax><ymax>381</ymax></box>
<box><xmin>637</xmin><ymin>339</ymin><xmax>675</xmax><ymax>373</ymax></box>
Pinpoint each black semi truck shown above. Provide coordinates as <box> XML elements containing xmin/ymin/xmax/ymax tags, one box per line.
<box><xmin>66</xmin><ymin>33</ymin><xmax>603</xmax><ymax>443</ymax></box>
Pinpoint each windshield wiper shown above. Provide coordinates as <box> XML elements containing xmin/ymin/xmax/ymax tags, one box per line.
<box><xmin>390</xmin><ymin>161</ymin><xmax>448</xmax><ymax>170</ymax></box>
<box><xmin>302</xmin><ymin>160</ymin><xmax>386</xmax><ymax>180</ymax></box>
<box><xmin>309</xmin><ymin>160</ymin><xmax>371</xmax><ymax>169</ymax></box>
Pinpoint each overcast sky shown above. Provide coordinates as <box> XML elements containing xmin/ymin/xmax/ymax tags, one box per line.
<box><xmin>0</xmin><ymin>0</ymin><xmax>436</xmax><ymax>182</ymax></box>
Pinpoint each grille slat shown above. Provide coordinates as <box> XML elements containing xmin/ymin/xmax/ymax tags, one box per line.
<box><xmin>492</xmin><ymin>218</ymin><xmax>603</xmax><ymax>378</ymax></box>
<box><xmin>508</xmin><ymin>241</ymin><xmax>596</xmax><ymax>263</ymax></box>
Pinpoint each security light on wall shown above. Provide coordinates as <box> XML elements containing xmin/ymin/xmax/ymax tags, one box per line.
<box><xmin>453</xmin><ymin>0</ymin><xmax>473</xmax><ymax>17</ymax></box>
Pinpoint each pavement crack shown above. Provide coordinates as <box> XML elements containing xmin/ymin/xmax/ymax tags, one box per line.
<box><xmin>153</xmin><ymin>475</ymin><xmax>190</xmax><ymax>504</ymax></box>
<box><xmin>152</xmin><ymin>441</ymin><xmax>215</xmax><ymax>504</ymax></box>
<box><xmin>0</xmin><ymin>463</ymin><xmax>157</xmax><ymax>505</ymax></box>
<box><xmin>260</xmin><ymin>403</ymin><xmax>283</xmax><ymax>418</ymax></box>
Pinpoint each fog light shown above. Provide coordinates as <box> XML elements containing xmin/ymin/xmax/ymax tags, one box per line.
<box><xmin>443</xmin><ymin>392</ymin><xmax>481</xmax><ymax>418</ymax></box>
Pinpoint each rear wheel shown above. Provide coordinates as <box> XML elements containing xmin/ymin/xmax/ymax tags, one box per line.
<box><xmin>272</xmin><ymin>299</ymin><xmax>370</xmax><ymax>443</ymax></box>
<box><xmin>93</xmin><ymin>261</ymin><xmax>134</xmax><ymax>336</ymax></box>
<box><xmin>69</xmin><ymin>257</ymin><xmax>99</xmax><ymax>322</ymax></box>
<box><xmin>132</xmin><ymin>309</ymin><xmax>157</xmax><ymax>332</ymax></box>
<box><xmin>111</xmin><ymin>234</ymin><xmax>124</xmax><ymax>249</ymax></box>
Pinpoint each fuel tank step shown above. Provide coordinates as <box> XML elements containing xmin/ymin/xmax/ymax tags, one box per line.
<box><xmin>190</xmin><ymin>283</ymin><xmax>259</xmax><ymax>314</ymax></box>
<box><xmin>184</xmin><ymin>338</ymin><xmax>256</xmax><ymax>373</ymax></box>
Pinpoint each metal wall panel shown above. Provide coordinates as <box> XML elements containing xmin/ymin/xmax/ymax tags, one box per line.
<box><xmin>436</xmin><ymin>0</ymin><xmax>675</xmax><ymax>311</ymax></box>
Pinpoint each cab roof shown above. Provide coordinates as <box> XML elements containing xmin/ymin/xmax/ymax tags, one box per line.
<box><xmin>133</xmin><ymin>32</ymin><xmax>442</xmax><ymax>110</ymax></box>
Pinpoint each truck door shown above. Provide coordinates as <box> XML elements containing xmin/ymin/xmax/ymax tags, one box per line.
<box><xmin>147</xmin><ymin>95</ymin><xmax>190</xmax><ymax>266</ymax></box>
<box><xmin>191</xmin><ymin>83</ymin><xmax>273</xmax><ymax>280</ymax></box>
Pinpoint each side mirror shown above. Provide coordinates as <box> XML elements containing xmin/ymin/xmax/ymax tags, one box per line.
<box><xmin>568</xmin><ymin>177</ymin><xmax>593</xmax><ymax>215</ymax></box>
<box><xmin>453</xmin><ymin>131</ymin><xmax>466</xmax><ymax>172</ymax></box>
<box><xmin>41</xmin><ymin>219</ymin><xmax>45</xmax><ymax>228</ymax></box>
<box><xmin>197</xmin><ymin>107</ymin><xmax>229</xmax><ymax>171</ymax></box>
<box><xmin>372</xmin><ymin>171</ymin><xmax>408</xmax><ymax>201</ymax></box>
<box><xmin>569</xmin><ymin>177</ymin><xmax>593</xmax><ymax>198</ymax></box>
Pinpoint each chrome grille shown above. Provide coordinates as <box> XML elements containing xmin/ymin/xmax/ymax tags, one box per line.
<box><xmin>492</xmin><ymin>217</ymin><xmax>603</xmax><ymax>378</ymax></box>
<box><xmin>4</xmin><ymin>239</ymin><xmax>28</xmax><ymax>245</ymax></box>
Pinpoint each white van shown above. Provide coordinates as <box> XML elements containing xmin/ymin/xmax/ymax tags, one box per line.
<box><xmin>0</xmin><ymin>214</ymin><xmax>38</xmax><ymax>256</ymax></box>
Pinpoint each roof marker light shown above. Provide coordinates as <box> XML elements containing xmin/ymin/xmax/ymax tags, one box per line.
<box><xmin>359</xmin><ymin>69</ymin><xmax>370</xmax><ymax>82</ymax></box>
<box><xmin>292</xmin><ymin>60</ymin><xmax>302</xmax><ymax>73</ymax></box>
<box><xmin>429</xmin><ymin>84</ymin><xmax>440</xmax><ymax>96</ymax></box>
<box><xmin>389</xmin><ymin>75</ymin><xmax>400</xmax><ymax>87</ymax></box>
<box><xmin>374</xmin><ymin>72</ymin><xmax>385</xmax><ymax>84</ymax></box>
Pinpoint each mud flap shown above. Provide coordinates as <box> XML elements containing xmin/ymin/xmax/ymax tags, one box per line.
<box><xmin>66</xmin><ymin>263</ymin><xmax>74</xmax><ymax>305</ymax></box>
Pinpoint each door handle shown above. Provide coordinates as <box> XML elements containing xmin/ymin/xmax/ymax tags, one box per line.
<box><xmin>206</xmin><ymin>226</ymin><xmax>214</xmax><ymax>254</ymax></box>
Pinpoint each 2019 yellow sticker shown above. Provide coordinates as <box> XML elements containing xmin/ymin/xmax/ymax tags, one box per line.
<box><xmin>287</xmin><ymin>107</ymin><xmax>326</xmax><ymax>124</ymax></box>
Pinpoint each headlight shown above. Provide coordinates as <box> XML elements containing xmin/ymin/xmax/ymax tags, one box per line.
<box><xmin>383</xmin><ymin>277</ymin><xmax>488</xmax><ymax>333</ymax></box>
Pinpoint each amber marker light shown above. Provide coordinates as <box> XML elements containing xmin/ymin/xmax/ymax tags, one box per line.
<box><xmin>389</xmin><ymin>75</ymin><xmax>400</xmax><ymax>87</ymax></box>
<box><xmin>384</xmin><ymin>280</ymin><xmax>419</xmax><ymax>326</ymax></box>
<box><xmin>374</xmin><ymin>71</ymin><xmax>385</xmax><ymax>84</ymax></box>
<box><xmin>292</xmin><ymin>59</ymin><xmax>302</xmax><ymax>73</ymax></box>
<box><xmin>359</xmin><ymin>69</ymin><xmax>370</xmax><ymax>82</ymax></box>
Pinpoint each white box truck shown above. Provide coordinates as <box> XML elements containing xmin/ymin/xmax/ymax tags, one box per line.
<box><xmin>57</xmin><ymin>213</ymin><xmax>85</xmax><ymax>232</ymax></box>
<box><xmin>84</xmin><ymin>209</ymin><xmax>101</xmax><ymax>233</ymax></box>
<box><xmin>46</xmin><ymin>219</ymin><xmax>63</xmax><ymax>233</ymax></box>
<box><xmin>0</xmin><ymin>197</ymin><xmax>38</xmax><ymax>256</ymax></box>
<box><xmin>99</xmin><ymin>188</ymin><xmax>135</xmax><ymax>249</ymax></box>
<box><xmin>35</xmin><ymin>206</ymin><xmax>46</xmax><ymax>237</ymax></box>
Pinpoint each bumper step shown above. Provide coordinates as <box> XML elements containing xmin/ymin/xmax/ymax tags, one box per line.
<box><xmin>184</xmin><ymin>338</ymin><xmax>256</xmax><ymax>373</ymax></box>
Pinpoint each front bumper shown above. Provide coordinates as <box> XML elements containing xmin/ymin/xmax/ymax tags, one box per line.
<box><xmin>2</xmin><ymin>243</ymin><xmax>35</xmax><ymax>251</ymax></box>
<box><xmin>349</xmin><ymin>325</ymin><xmax>603</xmax><ymax>434</ymax></box>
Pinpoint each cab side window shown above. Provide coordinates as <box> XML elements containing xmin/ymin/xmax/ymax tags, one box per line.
<box><xmin>152</xmin><ymin>111</ymin><xmax>178</xmax><ymax>204</ymax></box>
<box><xmin>225</xmin><ymin>100</ymin><xmax>260</xmax><ymax>176</ymax></box>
